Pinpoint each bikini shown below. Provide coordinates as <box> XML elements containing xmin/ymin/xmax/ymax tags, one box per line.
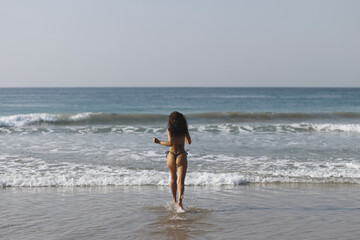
<box><xmin>165</xmin><ymin>144</ymin><xmax>188</xmax><ymax>159</ymax></box>
<box><xmin>165</xmin><ymin>150</ymin><xmax>188</xmax><ymax>159</ymax></box>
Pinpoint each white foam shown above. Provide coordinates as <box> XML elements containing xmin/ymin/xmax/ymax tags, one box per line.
<box><xmin>1</xmin><ymin>155</ymin><xmax>360</xmax><ymax>187</ymax></box>
<box><xmin>0</xmin><ymin>113</ymin><xmax>96</xmax><ymax>127</ymax></box>
<box><xmin>193</xmin><ymin>123</ymin><xmax>360</xmax><ymax>134</ymax></box>
<box><xmin>310</xmin><ymin>123</ymin><xmax>360</xmax><ymax>133</ymax></box>
<box><xmin>0</xmin><ymin>155</ymin><xmax>249</xmax><ymax>187</ymax></box>
<box><xmin>0</xmin><ymin>113</ymin><xmax>58</xmax><ymax>127</ymax></box>
<box><xmin>68</xmin><ymin>112</ymin><xmax>93</xmax><ymax>121</ymax></box>
<box><xmin>186</xmin><ymin>172</ymin><xmax>248</xmax><ymax>186</ymax></box>
<box><xmin>2</xmin><ymin>116</ymin><xmax>360</xmax><ymax>135</ymax></box>
<box><xmin>251</xmin><ymin>159</ymin><xmax>360</xmax><ymax>183</ymax></box>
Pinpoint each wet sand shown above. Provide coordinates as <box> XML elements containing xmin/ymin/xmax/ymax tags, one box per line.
<box><xmin>1</xmin><ymin>184</ymin><xmax>360</xmax><ymax>240</ymax></box>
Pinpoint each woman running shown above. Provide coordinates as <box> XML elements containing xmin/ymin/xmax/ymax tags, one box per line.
<box><xmin>153</xmin><ymin>111</ymin><xmax>191</xmax><ymax>210</ymax></box>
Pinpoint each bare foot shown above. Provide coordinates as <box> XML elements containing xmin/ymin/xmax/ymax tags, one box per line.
<box><xmin>176</xmin><ymin>202</ymin><xmax>185</xmax><ymax>213</ymax></box>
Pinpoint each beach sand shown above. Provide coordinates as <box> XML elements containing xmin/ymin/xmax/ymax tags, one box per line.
<box><xmin>1</xmin><ymin>184</ymin><xmax>360</xmax><ymax>240</ymax></box>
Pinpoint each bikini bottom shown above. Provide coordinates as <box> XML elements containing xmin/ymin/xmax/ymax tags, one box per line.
<box><xmin>165</xmin><ymin>151</ymin><xmax>188</xmax><ymax>160</ymax></box>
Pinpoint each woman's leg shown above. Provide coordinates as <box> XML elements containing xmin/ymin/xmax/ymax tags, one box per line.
<box><xmin>176</xmin><ymin>155</ymin><xmax>187</xmax><ymax>208</ymax></box>
<box><xmin>167</xmin><ymin>154</ymin><xmax>177</xmax><ymax>203</ymax></box>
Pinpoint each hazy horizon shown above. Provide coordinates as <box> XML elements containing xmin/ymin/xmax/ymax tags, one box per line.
<box><xmin>1</xmin><ymin>86</ymin><xmax>360</xmax><ymax>89</ymax></box>
<box><xmin>1</xmin><ymin>0</ymin><xmax>359</xmax><ymax>88</ymax></box>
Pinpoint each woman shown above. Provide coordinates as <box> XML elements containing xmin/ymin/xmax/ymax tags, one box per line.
<box><xmin>153</xmin><ymin>111</ymin><xmax>191</xmax><ymax>210</ymax></box>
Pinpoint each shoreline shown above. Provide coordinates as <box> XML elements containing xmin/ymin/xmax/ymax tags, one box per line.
<box><xmin>2</xmin><ymin>182</ymin><xmax>360</xmax><ymax>190</ymax></box>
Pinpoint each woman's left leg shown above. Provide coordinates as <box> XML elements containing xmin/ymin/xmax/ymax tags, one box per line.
<box><xmin>167</xmin><ymin>154</ymin><xmax>177</xmax><ymax>203</ymax></box>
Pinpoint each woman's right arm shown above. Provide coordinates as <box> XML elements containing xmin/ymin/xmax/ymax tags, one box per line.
<box><xmin>153</xmin><ymin>129</ymin><xmax>174</xmax><ymax>147</ymax></box>
<box><xmin>153</xmin><ymin>138</ymin><xmax>172</xmax><ymax>147</ymax></box>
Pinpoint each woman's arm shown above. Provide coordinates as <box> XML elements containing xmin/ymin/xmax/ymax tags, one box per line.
<box><xmin>153</xmin><ymin>129</ymin><xmax>174</xmax><ymax>147</ymax></box>
<box><xmin>153</xmin><ymin>137</ymin><xmax>172</xmax><ymax>147</ymax></box>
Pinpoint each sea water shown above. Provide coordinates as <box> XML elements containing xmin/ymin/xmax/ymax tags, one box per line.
<box><xmin>1</xmin><ymin>87</ymin><xmax>360</xmax><ymax>187</ymax></box>
<box><xmin>1</xmin><ymin>88</ymin><xmax>360</xmax><ymax>239</ymax></box>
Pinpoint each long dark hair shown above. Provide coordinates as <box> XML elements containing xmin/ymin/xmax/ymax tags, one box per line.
<box><xmin>168</xmin><ymin>111</ymin><xmax>188</xmax><ymax>136</ymax></box>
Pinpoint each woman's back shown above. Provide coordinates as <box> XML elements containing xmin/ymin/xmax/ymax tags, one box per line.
<box><xmin>169</xmin><ymin>134</ymin><xmax>186</xmax><ymax>154</ymax></box>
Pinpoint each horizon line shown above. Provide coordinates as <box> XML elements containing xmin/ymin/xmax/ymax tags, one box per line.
<box><xmin>1</xmin><ymin>86</ymin><xmax>360</xmax><ymax>89</ymax></box>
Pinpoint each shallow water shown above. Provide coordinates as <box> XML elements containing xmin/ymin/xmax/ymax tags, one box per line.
<box><xmin>1</xmin><ymin>184</ymin><xmax>359</xmax><ymax>240</ymax></box>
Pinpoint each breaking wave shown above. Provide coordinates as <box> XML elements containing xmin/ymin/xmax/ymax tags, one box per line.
<box><xmin>2</xmin><ymin>123</ymin><xmax>360</xmax><ymax>134</ymax></box>
<box><xmin>1</xmin><ymin>157</ymin><xmax>360</xmax><ymax>187</ymax></box>
<box><xmin>0</xmin><ymin>112</ymin><xmax>165</xmax><ymax>127</ymax></box>
<box><xmin>1</xmin><ymin>112</ymin><xmax>360</xmax><ymax>127</ymax></box>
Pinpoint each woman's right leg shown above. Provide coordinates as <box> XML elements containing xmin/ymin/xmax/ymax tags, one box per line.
<box><xmin>176</xmin><ymin>154</ymin><xmax>187</xmax><ymax>209</ymax></box>
<box><xmin>167</xmin><ymin>154</ymin><xmax>177</xmax><ymax>203</ymax></box>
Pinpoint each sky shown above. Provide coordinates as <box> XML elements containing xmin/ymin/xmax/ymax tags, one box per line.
<box><xmin>0</xmin><ymin>0</ymin><xmax>359</xmax><ymax>87</ymax></box>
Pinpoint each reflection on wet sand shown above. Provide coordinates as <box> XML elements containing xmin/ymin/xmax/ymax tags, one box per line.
<box><xmin>141</xmin><ymin>203</ymin><xmax>217</xmax><ymax>240</ymax></box>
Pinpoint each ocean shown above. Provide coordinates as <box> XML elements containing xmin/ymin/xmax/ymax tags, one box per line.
<box><xmin>1</xmin><ymin>87</ymin><xmax>360</xmax><ymax>239</ymax></box>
